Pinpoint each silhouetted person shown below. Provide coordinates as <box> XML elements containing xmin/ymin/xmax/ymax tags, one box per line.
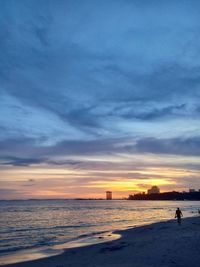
<box><xmin>175</xmin><ymin>207</ymin><xmax>183</xmax><ymax>225</ymax></box>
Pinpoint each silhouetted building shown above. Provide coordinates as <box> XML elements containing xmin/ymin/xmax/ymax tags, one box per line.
<box><xmin>147</xmin><ymin>186</ymin><xmax>160</xmax><ymax>194</ymax></box>
<box><xmin>189</xmin><ymin>189</ymin><xmax>195</xmax><ymax>193</ymax></box>
<box><xmin>128</xmin><ymin>190</ymin><xmax>200</xmax><ymax>200</ymax></box>
<box><xmin>106</xmin><ymin>191</ymin><xmax>112</xmax><ymax>200</ymax></box>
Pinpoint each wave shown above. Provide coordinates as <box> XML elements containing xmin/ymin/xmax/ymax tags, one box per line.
<box><xmin>0</xmin><ymin>223</ymin><xmax>93</xmax><ymax>234</ymax></box>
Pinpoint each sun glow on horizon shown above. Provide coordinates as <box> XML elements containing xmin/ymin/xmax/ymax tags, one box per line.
<box><xmin>1</xmin><ymin>159</ymin><xmax>198</xmax><ymax>199</ymax></box>
<box><xmin>1</xmin><ymin>138</ymin><xmax>200</xmax><ymax>200</ymax></box>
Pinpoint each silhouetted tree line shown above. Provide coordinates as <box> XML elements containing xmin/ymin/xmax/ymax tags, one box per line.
<box><xmin>128</xmin><ymin>191</ymin><xmax>200</xmax><ymax>200</ymax></box>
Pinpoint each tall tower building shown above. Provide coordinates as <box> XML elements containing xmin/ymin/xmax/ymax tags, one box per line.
<box><xmin>106</xmin><ymin>191</ymin><xmax>112</xmax><ymax>200</ymax></box>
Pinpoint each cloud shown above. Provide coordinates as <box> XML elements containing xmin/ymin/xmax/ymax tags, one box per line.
<box><xmin>1</xmin><ymin>1</ymin><xmax>200</xmax><ymax>197</ymax></box>
<box><xmin>0</xmin><ymin>156</ymin><xmax>45</xmax><ymax>167</ymax></box>
<box><xmin>0</xmin><ymin>94</ymin><xmax>88</xmax><ymax>143</ymax></box>
<box><xmin>134</xmin><ymin>137</ymin><xmax>200</xmax><ymax>156</ymax></box>
<box><xmin>1</xmin><ymin>0</ymin><xmax>200</xmax><ymax>118</ymax></box>
<box><xmin>0</xmin><ymin>188</ymin><xmax>26</xmax><ymax>199</ymax></box>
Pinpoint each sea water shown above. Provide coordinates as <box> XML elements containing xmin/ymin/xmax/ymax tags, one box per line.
<box><xmin>0</xmin><ymin>200</ymin><xmax>199</xmax><ymax>264</ymax></box>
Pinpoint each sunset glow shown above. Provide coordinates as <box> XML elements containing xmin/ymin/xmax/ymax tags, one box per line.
<box><xmin>1</xmin><ymin>0</ymin><xmax>200</xmax><ymax>199</ymax></box>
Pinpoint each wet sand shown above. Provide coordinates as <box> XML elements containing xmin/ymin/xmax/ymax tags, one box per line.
<box><xmin>2</xmin><ymin>216</ymin><xmax>200</xmax><ymax>267</ymax></box>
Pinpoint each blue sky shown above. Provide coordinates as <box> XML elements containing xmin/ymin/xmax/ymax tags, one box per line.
<box><xmin>0</xmin><ymin>0</ymin><xmax>200</xmax><ymax>199</ymax></box>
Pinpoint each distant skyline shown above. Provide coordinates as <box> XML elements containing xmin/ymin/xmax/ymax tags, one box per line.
<box><xmin>0</xmin><ymin>0</ymin><xmax>200</xmax><ymax>199</ymax></box>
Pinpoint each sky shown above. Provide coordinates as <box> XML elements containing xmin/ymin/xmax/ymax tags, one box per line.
<box><xmin>0</xmin><ymin>0</ymin><xmax>200</xmax><ymax>199</ymax></box>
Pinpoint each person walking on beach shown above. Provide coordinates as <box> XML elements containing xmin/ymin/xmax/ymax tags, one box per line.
<box><xmin>175</xmin><ymin>207</ymin><xmax>183</xmax><ymax>225</ymax></box>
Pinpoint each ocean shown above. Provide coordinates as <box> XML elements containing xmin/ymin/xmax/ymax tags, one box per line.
<box><xmin>0</xmin><ymin>200</ymin><xmax>199</xmax><ymax>264</ymax></box>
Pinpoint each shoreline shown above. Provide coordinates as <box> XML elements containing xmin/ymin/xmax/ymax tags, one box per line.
<box><xmin>0</xmin><ymin>218</ymin><xmax>176</xmax><ymax>266</ymax></box>
<box><xmin>0</xmin><ymin>231</ymin><xmax>121</xmax><ymax>266</ymax></box>
<box><xmin>1</xmin><ymin>216</ymin><xmax>200</xmax><ymax>267</ymax></box>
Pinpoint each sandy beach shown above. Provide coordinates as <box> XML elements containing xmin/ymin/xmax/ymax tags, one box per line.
<box><xmin>2</xmin><ymin>216</ymin><xmax>200</xmax><ymax>267</ymax></box>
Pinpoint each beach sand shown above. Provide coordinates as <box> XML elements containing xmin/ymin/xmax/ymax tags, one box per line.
<box><xmin>2</xmin><ymin>216</ymin><xmax>200</xmax><ymax>267</ymax></box>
